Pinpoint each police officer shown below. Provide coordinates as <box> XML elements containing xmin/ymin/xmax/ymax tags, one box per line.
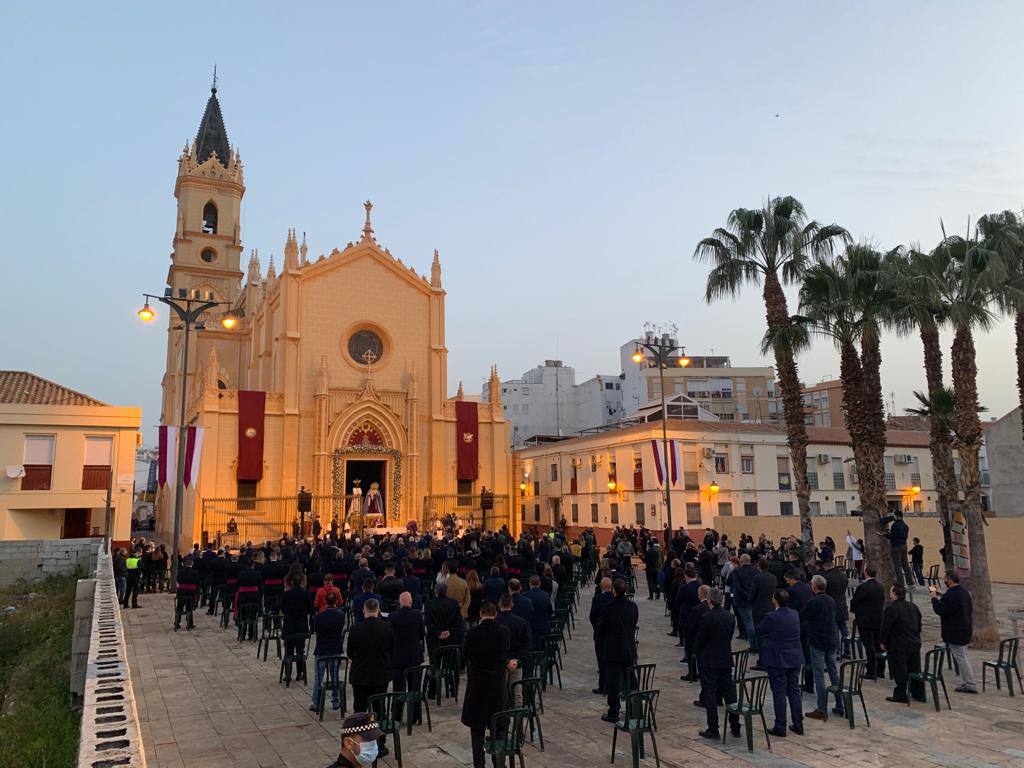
<box><xmin>123</xmin><ymin>547</ymin><xmax>142</xmax><ymax>609</ymax></box>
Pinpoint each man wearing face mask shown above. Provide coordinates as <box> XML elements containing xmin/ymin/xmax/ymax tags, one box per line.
<box><xmin>325</xmin><ymin>712</ymin><xmax>384</xmax><ymax>768</ymax></box>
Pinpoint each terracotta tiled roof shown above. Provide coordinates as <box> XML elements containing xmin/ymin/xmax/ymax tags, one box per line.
<box><xmin>0</xmin><ymin>371</ymin><xmax>106</xmax><ymax>407</ymax></box>
<box><xmin>806</xmin><ymin>426</ymin><xmax>931</xmax><ymax>448</ymax></box>
<box><xmin>886</xmin><ymin>415</ymin><xmax>930</xmax><ymax>431</ymax></box>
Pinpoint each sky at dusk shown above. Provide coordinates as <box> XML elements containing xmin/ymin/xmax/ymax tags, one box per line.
<box><xmin>2</xmin><ymin>2</ymin><xmax>1022</xmax><ymax>447</ymax></box>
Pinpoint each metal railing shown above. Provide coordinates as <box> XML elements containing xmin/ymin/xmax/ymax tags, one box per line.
<box><xmin>807</xmin><ymin>472</ymin><xmax>819</xmax><ymax>490</ymax></box>
<box><xmin>832</xmin><ymin>472</ymin><xmax>845</xmax><ymax>490</ymax></box>
<box><xmin>422</xmin><ymin>494</ymin><xmax>510</xmax><ymax>533</ymax></box>
<box><xmin>885</xmin><ymin>473</ymin><xmax>896</xmax><ymax>490</ymax></box>
<box><xmin>911</xmin><ymin>472</ymin><xmax>922</xmax><ymax>486</ymax></box>
<box><xmin>201</xmin><ymin>495</ymin><xmax>362</xmax><ymax>546</ymax></box>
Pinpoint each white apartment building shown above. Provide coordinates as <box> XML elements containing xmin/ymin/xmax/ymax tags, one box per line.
<box><xmin>514</xmin><ymin>419</ymin><xmax>986</xmax><ymax>538</ymax></box>
<box><xmin>484</xmin><ymin>360</ymin><xmax>623</xmax><ymax>445</ymax></box>
<box><xmin>619</xmin><ymin>333</ymin><xmax>780</xmax><ymax>423</ymax></box>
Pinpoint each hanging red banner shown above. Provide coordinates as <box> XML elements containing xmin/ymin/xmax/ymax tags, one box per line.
<box><xmin>456</xmin><ymin>401</ymin><xmax>479</xmax><ymax>481</ymax></box>
<box><xmin>237</xmin><ymin>390</ymin><xmax>266</xmax><ymax>481</ymax></box>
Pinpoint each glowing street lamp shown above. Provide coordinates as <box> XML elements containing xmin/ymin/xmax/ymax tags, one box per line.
<box><xmin>709</xmin><ymin>480</ymin><xmax>720</xmax><ymax>495</ymax></box>
<box><xmin>607</xmin><ymin>480</ymin><xmax>617</xmax><ymax>492</ymax></box>
<box><xmin>137</xmin><ymin>302</ymin><xmax>156</xmax><ymax>323</ymax></box>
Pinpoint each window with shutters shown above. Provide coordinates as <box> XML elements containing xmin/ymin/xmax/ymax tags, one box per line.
<box><xmin>610</xmin><ymin>503</ymin><xmax>619</xmax><ymax>525</ymax></box>
<box><xmin>590</xmin><ymin>503</ymin><xmax>599</xmax><ymax>523</ymax></box>
<box><xmin>571</xmin><ymin>503</ymin><xmax>579</xmax><ymax>523</ymax></box>
<box><xmin>741</xmin><ymin>456</ymin><xmax>754</xmax><ymax>474</ymax></box>
<box><xmin>635</xmin><ymin>502</ymin><xmax>645</xmax><ymax>526</ymax></box>
<box><xmin>82</xmin><ymin>436</ymin><xmax>113</xmax><ymax>490</ymax></box>
<box><xmin>780</xmin><ymin>501</ymin><xmax>794</xmax><ymax>516</ymax></box>
<box><xmin>550</xmin><ymin>463</ymin><xmax>558</xmax><ymax>482</ymax></box>
<box><xmin>237</xmin><ymin>479</ymin><xmax>257</xmax><ymax>510</ymax></box>
<box><xmin>777</xmin><ymin>456</ymin><xmax>791</xmax><ymax>490</ymax></box>
<box><xmin>718</xmin><ymin>501</ymin><xmax>732</xmax><ymax>517</ymax></box>
<box><xmin>686</xmin><ymin>502</ymin><xmax>702</xmax><ymax>525</ymax></box>
<box><xmin>22</xmin><ymin>435</ymin><xmax>55</xmax><ymax>490</ymax></box>
<box><xmin>534</xmin><ymin>504</ymin><xmax>541</xmax><ymax>522</ymax></box>
<box><xmin>743</xmin><ymin>501</ymin><xmax>759</xmax><ymax>517</ymax></box>
<box><xmin>714</xmin><ymin>454</ymin><xmax>729</xmax><ymax>474</ymax></box>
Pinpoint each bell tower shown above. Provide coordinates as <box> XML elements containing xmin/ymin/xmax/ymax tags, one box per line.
<box><xmin>161</xmin><ymin>81</ymin><xmax>246</xmax><ymax>426</ymax></box>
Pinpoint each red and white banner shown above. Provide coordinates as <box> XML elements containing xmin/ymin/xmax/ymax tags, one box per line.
<box><xmin>650</xmin><ymin>439</ymin><xmax>679</xmax><ymax>486</ymax></box>
<box><xmin>157</xmin><ymin>426</ymin><xmax>205</xmax><ymax>487</ymax></box>
<box><xmin>237</xmin><ymin>390</ymin><xmax>266</xmax><ymax>481</ymax></box>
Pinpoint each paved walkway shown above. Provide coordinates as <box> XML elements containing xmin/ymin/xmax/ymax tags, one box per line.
<box><xmin>124</xmin><ymin>583</ymin><xmax>1024</xmax><ymax>768</ymax></box>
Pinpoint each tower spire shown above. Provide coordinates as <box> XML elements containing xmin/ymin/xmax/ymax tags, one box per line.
<box><xmin>430</xmin><ymin>249</ymin><xmax>442</xmax><ymax>288</ymax></box>
<box><xmin>284</xmin><ymin>228</ymin><xmax>299</xmax><ymax>271</ymax></box>
<box><xmin>300</xmin><ymin>231</ymin><xmax>309</xmax><ymax>266</ymax></box>
<box><xmin>194</xmin><ymin>78</ymin><xmax>231</xmax><ymax>167</ymax></box>
<box><xmin>361</xmin><ymin>200</ymin><xmax>374</xmax><ymax>242</ymax></box>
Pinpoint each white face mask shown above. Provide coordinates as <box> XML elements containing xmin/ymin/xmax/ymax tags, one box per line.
<box><xmin>347</xmin><ymin>739</ymin><xmax>378</xmax><ymax>766</ymax></box>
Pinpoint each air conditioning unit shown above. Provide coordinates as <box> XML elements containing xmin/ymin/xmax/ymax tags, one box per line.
<box><xmin>894</xmin><ymin>454</ymin><xmax>913</xmax><ymax>464</ymax></box>
<box><xmin>817</xmin><ymin>453</ymin><xmax>831</xmax><ymax>465</ymax></box>
<box><xmin>703</xmin><ymin>448</ymin><xmax>714</xmax><ymax>459</ymax></box>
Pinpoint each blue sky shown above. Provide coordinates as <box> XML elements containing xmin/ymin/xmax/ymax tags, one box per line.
<box><xmin>2</xmin><ymin>1</ymin><xmax>1022</xmax><ymax>446</ymax></box>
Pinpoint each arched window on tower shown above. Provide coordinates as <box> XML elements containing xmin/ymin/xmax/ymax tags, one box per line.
<box><xmin>202</xmin><ymin>202</ymin><xmax>218</xmax><ymax>234</ymax></box>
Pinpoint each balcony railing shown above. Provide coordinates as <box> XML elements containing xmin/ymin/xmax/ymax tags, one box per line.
<box><xmin>21</xmin><ymin>464</ymin><xmax>52</xmax><ymax>491</ymax></box>
<box><xmin>832</xmin><ymin>472</ymin><xmax>845</xmax><ymax>490</ymax></box>
<box><xmin>82</xmin><ymin>465</ymin><xmax>112</xmax><ymax>491</ymax></box>
<box><xmin>885</xmin><ymin>473</ymin><xmax>896</xmax><ymax>490</ymax></box>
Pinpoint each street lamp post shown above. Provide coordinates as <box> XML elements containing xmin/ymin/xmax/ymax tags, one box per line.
<box><xmin>632</xmin><ymin>331</ymin><xmax>690</xmax><ymax>541</ymax></box>
<box><xmin>138</xmin><ymin>289</ymin><xmax>235</xmax><ymax>590</ymax></box>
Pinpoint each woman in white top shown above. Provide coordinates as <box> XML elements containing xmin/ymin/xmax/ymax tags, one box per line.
<box><xmin>845</xmin><ymin>530</ymin><xmax>865</xmax><ymax>578</ymax></box>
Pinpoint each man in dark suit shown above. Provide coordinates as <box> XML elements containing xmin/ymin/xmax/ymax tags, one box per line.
<box><xmin>850</xmin><ymin>564</ymin><xmax>885</xmax><ymax>678</ymax></box>
<box><xmin>693</xmin><ymin>587</ymin><xmax>740</xmax><ymax>739</ymax></box>
<box><xmin>676</xmin><ymin>564</ymin><xmax>703</xmax><ymax>676</ymax></box>
<box><xmin>686</xmin><ymin>585</ymin><xmax>711</xmax><ymax>693</ymax></box>
<box><xmin>461</xmin><ymin>601</ymin><xmax>512</xmax><ymax>768</ymax></box>
<box><xmin>524</xmin><ymin>575</ymin><xmax>552</xmax><ymax>645</ymax></box>
<box><xmin>589</xmin><ymin>577</ymin><xmax>614</xmax><ymax>694</ymax></box>
<box><xmin>820</xmin><ymin>552</ymin><xmax>850</xmax><ymax>656</ymax></box>
<box><xmin>497</xmin><ymin>594</ymin><xmax>531</xmax><ymax>705</ymax></box>
<box><xmin>749</xmin><ymin>558</ymin><xmax>777</xmax><ymax>660</ymax></box>
<box><xmin>930</xmin><ymin>569</ymin><xmax>976</xmax><ymax>693</ymax></box>
<box><xmin>731</xmin><ymin>555</ymin><xmax>757</xmax><ymax>650</ymax></box>
<box><xmin>424</xmin><ymin>582</ymin><xmax>462</xmax><ymax>655</ymax></box>
<box><xmin>508</xmin><ymin>578</ymin><xmax>535</xmax><ymax>635</ymax></box>
<box><xmin>388</xmin><ymin>591</ymin><xmax>425</xmax><ymax>724</ymax></box>
<box><xmin>347</xmin><ymin>597</ymin><xmax>395</xmax><ymax>740</ymax></box>
<box><xmin>785</xmin><ymin>570</ymin><xmax>815</xmax><ymax>692</ymax></box>
<box><xmin>310</xmin><ymin>591</ymin><xmax>346</xmax><ymax>712</ymax></box>
<box><xmin>377</xmin><ymin>563</ymin><xmax>404</xmax><ymax>614</ymax></box>
<box><xmin>597</xmin><ymin>579</ymin><xmax>639</xmax><ymax>723</ymax></box>
<box><xmin>881</xmin><ymin>582</ymin><xmax>924</xmax><ymax>703</ymax></box>
<box><xmin>756</xmin><ymin>589</ymin><xmax>804</xmax><ymax>736</ymax></box>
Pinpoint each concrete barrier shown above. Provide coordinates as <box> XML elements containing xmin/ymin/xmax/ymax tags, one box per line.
<box><xmin>0</xmin><ymin>538</ymin><xmax>102</xmax><ymax>587</ymax></box>
<box><xmin>76</xmin><ymin>551</ymin><xmax>146</xmax><ymax>768</ymax></box>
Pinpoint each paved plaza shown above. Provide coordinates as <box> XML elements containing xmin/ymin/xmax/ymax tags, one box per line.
<box><xmin>124</xmin><ymin>582</ymin><xmax>1024</xmax><ymax>768</ymax></box>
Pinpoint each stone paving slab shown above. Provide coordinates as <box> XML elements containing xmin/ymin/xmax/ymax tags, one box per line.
<box><xmin>123</xmin><ymin>583</ymin><xmax>1024</xmax><ymax>768</ymax></box>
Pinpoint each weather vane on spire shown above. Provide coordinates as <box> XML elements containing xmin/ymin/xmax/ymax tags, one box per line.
<box><xmin>212</xmin><ymin>64</ymin><xmax>218</xmax><ymax>94</ymax></box>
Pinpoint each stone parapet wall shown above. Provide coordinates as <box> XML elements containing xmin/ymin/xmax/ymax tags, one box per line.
<box><xmin>76</xmin><ymin>552</ymin><xmax>146</xmax><ymax>768</ymax></box>
<box><xmin>0</xmin><ymin>537</ymin><xmax>102</xmax><ymax>587</ymax></box>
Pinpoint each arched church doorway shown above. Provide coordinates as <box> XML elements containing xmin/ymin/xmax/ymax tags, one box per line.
<box><xmin>345</xmin><ymin>459</ymin><xmax>385</xmax><ymax>507</ymax></box>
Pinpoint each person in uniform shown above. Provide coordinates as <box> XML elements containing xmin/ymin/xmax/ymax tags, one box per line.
<box><xmin>123</xmin><ymin>547</ymin><xmax>142</xmax><ymax>609</ymax></box>
<box><xmin>261</xmin><ymin>549</ymin><xmax>288</xmax><ymax>613</ymax></box>
<box><xmin>325</xmin><ymin>712</ymin><xmax>384</xmax><ymax>768</ymax></box>
<box><xmin>174</xmin><ymin>556</ymin><xmax>201</xmax><ymax>630</ymax></box>
<box><xmin>461</xmin><ymin>601</ymin><xmax>512</xmax><ymax>768</ymax></box>
<box><xmin>234</xmin><ymin>556</ymin><xmax>263</xmax><ymax>638</ymax></box>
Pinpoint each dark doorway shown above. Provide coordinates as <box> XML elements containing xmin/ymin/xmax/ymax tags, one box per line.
<box><xmin>63</xmin><ymin>508</ymin><xmax>90</xmax><ymax>538</ymax></box>
<box><xmin>346</xmin><ymin>460</ymin><xmax>385</xmax><ymax>507</ymax></box>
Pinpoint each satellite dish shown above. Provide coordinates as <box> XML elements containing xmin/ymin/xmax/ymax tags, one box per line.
<box><xmin>6</xmin><ymin>465</ymin><xmax>25</xmax><ymax>479</ymax></box>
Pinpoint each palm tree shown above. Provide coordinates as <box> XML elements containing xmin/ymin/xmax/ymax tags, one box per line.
<box><xmin>978</xmin><ymin>210</ymin><xmax>1024</xmax><ymax>440</ymax></box>
<box><xmin>778</xmin><ymin>247</ymin><xmax>895</xmax><ymax>588</ymax></box>
<box><xmin>886</xmin><ymin>247</ymin><xmax>957</xmax><ymax>568</ymax></box>
<box><xmin>903</xmin><ymin>388</ymin><xmax>956</xmax><ymax>565</ymax></box>
<box><xmin>926</xmin><ymin>229</ymin><xmax>1004</xmax><ymax>647</ymax></box>
<box><xmin>695</xmin><ymin>196</ymin><xmax>851</xmax><ymax>560</ymax></box>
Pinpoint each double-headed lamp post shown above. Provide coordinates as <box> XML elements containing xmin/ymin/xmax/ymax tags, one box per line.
<box><xmin>632</xmin><ymin>333</ymin><xmax>690</xmax><ymax>539</ymax></box>
<box><xmin>138</xmin><ymin>289</ymin><xmax>237</xmax><ymax>589</ymax></box>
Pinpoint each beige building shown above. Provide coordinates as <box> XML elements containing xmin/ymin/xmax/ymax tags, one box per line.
<box><xmin>0</xmin><ymin>372</ymin><xmax>140</xmax><ymax>542</ymax></box>
<box><xmin>801</xmin><ymin>378</ymin><xmax>845</xmax><ymax>428</ymax></box>
<box><xmin>515</xmin><ymin>419</ymin><xmax>971</xmax><ymax>544</ymax></box>
<box><xmin>154</xmin><ymin>86</ymin><xmax>511</xmax><ymax>548</ymax></box>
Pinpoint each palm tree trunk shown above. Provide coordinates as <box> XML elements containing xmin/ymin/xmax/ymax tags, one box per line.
<box><xmin>919</xmin><ymin>323</ymin><xmax>955</xmax><ymax>568</ymax></box>
<box><xmin>762</xmin><ymin>273</ymin><xmax>813</xmax><ymax>560</ymax></box>
<box><xmin>838</xmin><ymin>340</ymin><xmax>895</xmax><ymax>588</ymax></box>
<box><xmin>1017</xmin><ymin>310</ymin><xmax>1024</xmax><ymax>442</ymax></box>
<box><xmin>951</xmin><ymin>326</ymin><xmax>999</xmax><ymax>648</ymax></box>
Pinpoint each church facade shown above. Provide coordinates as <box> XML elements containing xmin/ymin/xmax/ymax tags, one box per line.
<box><xmin>157</xmin><ymin>86</ymin><xmax>512</xmax><ymax>548</ymax></box>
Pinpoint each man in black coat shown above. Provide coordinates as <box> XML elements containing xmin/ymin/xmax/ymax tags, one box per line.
<box><xmin>820</xmin><ymin>553</ymin><xmax>850</xmax><ymax>656</ymax></box>
<box><xmin>850</xmin><ymin>565</ymin><xmax>885</xmax><ymax>678</ymax></box>
<box><xmin>589</xmin><ymin>577</ymin><xmax>614</xmax><ymax>694</ymax></box>
<box><xmin>424</xmin><ymin>582</ymin><xmax>463</xmax><ymax>655</ymax></box>
<box><xmin>597</xmin><ymin>579</ymin><xmax>639</xmax><ymax>723</ymax></box>
<box><xmin>388</xmin><ymin>591</ymin><xmax>425</xmax><ymax>723</ymax></box>
<box><xmin>693</xmin><ymin>587</ymin><xmax>740</xmax><ymax>739</ymax></box>
<box><xmin>310</xmin><ymin>592</ymin><xmax>346</xmax><ymax>712</ymax></box>
<box><xmin>880</xmin><ymin>582</ymin><xmax>924</xmax><ymax>703</ymax></box>
<box><xmin>930</xmin><ymin>569</ymin><xmax>977</xmax><ymax>693</ymax></box>
<box><xmin>749</xmin><ymin>558</ymin><xmax>777</xmax><ymax>657</ymax></box>
<box><xmin>497</xmin><ymin>594</ymin><xmax>531</xmax><ymax>706</ymax></box>
<box><xmin>461</xmin><ymin>601</ymin><xmax>512</xmax><ymax>768</ymax></box>
<box><xmin>347</xmin><ymin>598</ymin><xmax>395</xmax><ymax>716</ymax></box>
<box><xmin>685</xmin><ymin>585</ymin><xmax>711</xmax><ymax>693</ymax></box>
<box><xmin>377</xmin><ymin>563</ymin><xmax>404</xmax><ymax>614</ymax></box>
<box><xmin>731</xmin><ymin>555</ymin><xmax>757</xmax><ymax>649</ymax></box>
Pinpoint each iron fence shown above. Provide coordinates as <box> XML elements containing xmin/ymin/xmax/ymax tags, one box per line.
<box><xmin>421</xmin><ymin>494</ymin><xmax>510</xmax><ymax>533</ymax></box>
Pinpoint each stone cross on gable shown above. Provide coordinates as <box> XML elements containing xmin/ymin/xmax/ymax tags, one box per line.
<box><xmin>361</xmin><ymin>348</ymin><xmax>377</xmax><ymax>383</ymax></box>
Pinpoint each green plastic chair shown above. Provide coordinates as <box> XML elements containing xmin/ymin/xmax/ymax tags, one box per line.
<box><xmin>911</xmin><ymin>648</ymin><xmax>950</xmax><ymax>712</ymax></box>
<box><xmin>731</xmin><ymin>649</ymin><xmax>750</xmax><ymax>682</ymax></box>
<box><xmin>624</xmin><ymin>663</ymin><xmax>656</xmax><ymax>697</ymax></box>
<box><xmin>723</xmin><ymin>674</ymin><xmax>771</xmax><ymax>752</ymax></box>
<box><xmin>510</xmin><ymin>677</ymin><xmax>545</xmax><ymax>750</ymax></box>
<box><xmin>236</xmin><ymin>603</ymin><xmax>260</xmax><ymax>642</ymax></box>
<box><xmin>522</xmin><ymin>651</ymin><xmax>546</xmax><ymax>683</ymax></box>
<box><xmin>279</xmin><ymin>633</ymin><xmax>309</xmax><ymax>687</ymax></box>
<box><xmin>398</xmin><ymin>664</ymin><xmax>433</xmax><ymax>735</ymax></box>
<box><xmin>258</xmin><ymin>612</ymin><xmax>283</xmax><ymax>661</ymax></box>
<box><xmin>315</xmin><ymin>655</ymin><xmax>349</xmax><ymax>719</ymax></box>
<box><xmin>609</xmin><ymin>690</ymin><xmax>660</xmax><ymax>768</ymax></box>
<box><xmin>826</xmin><ymin>659</ymin><xmax>870</xmax><ymax>728</ymax></box>
<box><xmin>540</xmin><ymin>634</ymin><xmax>563</xmax><ymax>690</ymax></box>
<box><xmin>483</xmin><ymin>708</ymin><xmax>529</xmax><ymax>768</ymax></box>
<box><xmin>983</xmin><ymin>637</ymin><xmax>1022</xmax><ymax>696</ymax></box>
<box><xmin>368</xmin><ymin>692</ymin><xmax>403</xmax><ymax>768</ymax></box>
<box><xmin>427</xmin><ymin>645</ymin><xmax>461</xmax><ymax>705</ymax></box>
